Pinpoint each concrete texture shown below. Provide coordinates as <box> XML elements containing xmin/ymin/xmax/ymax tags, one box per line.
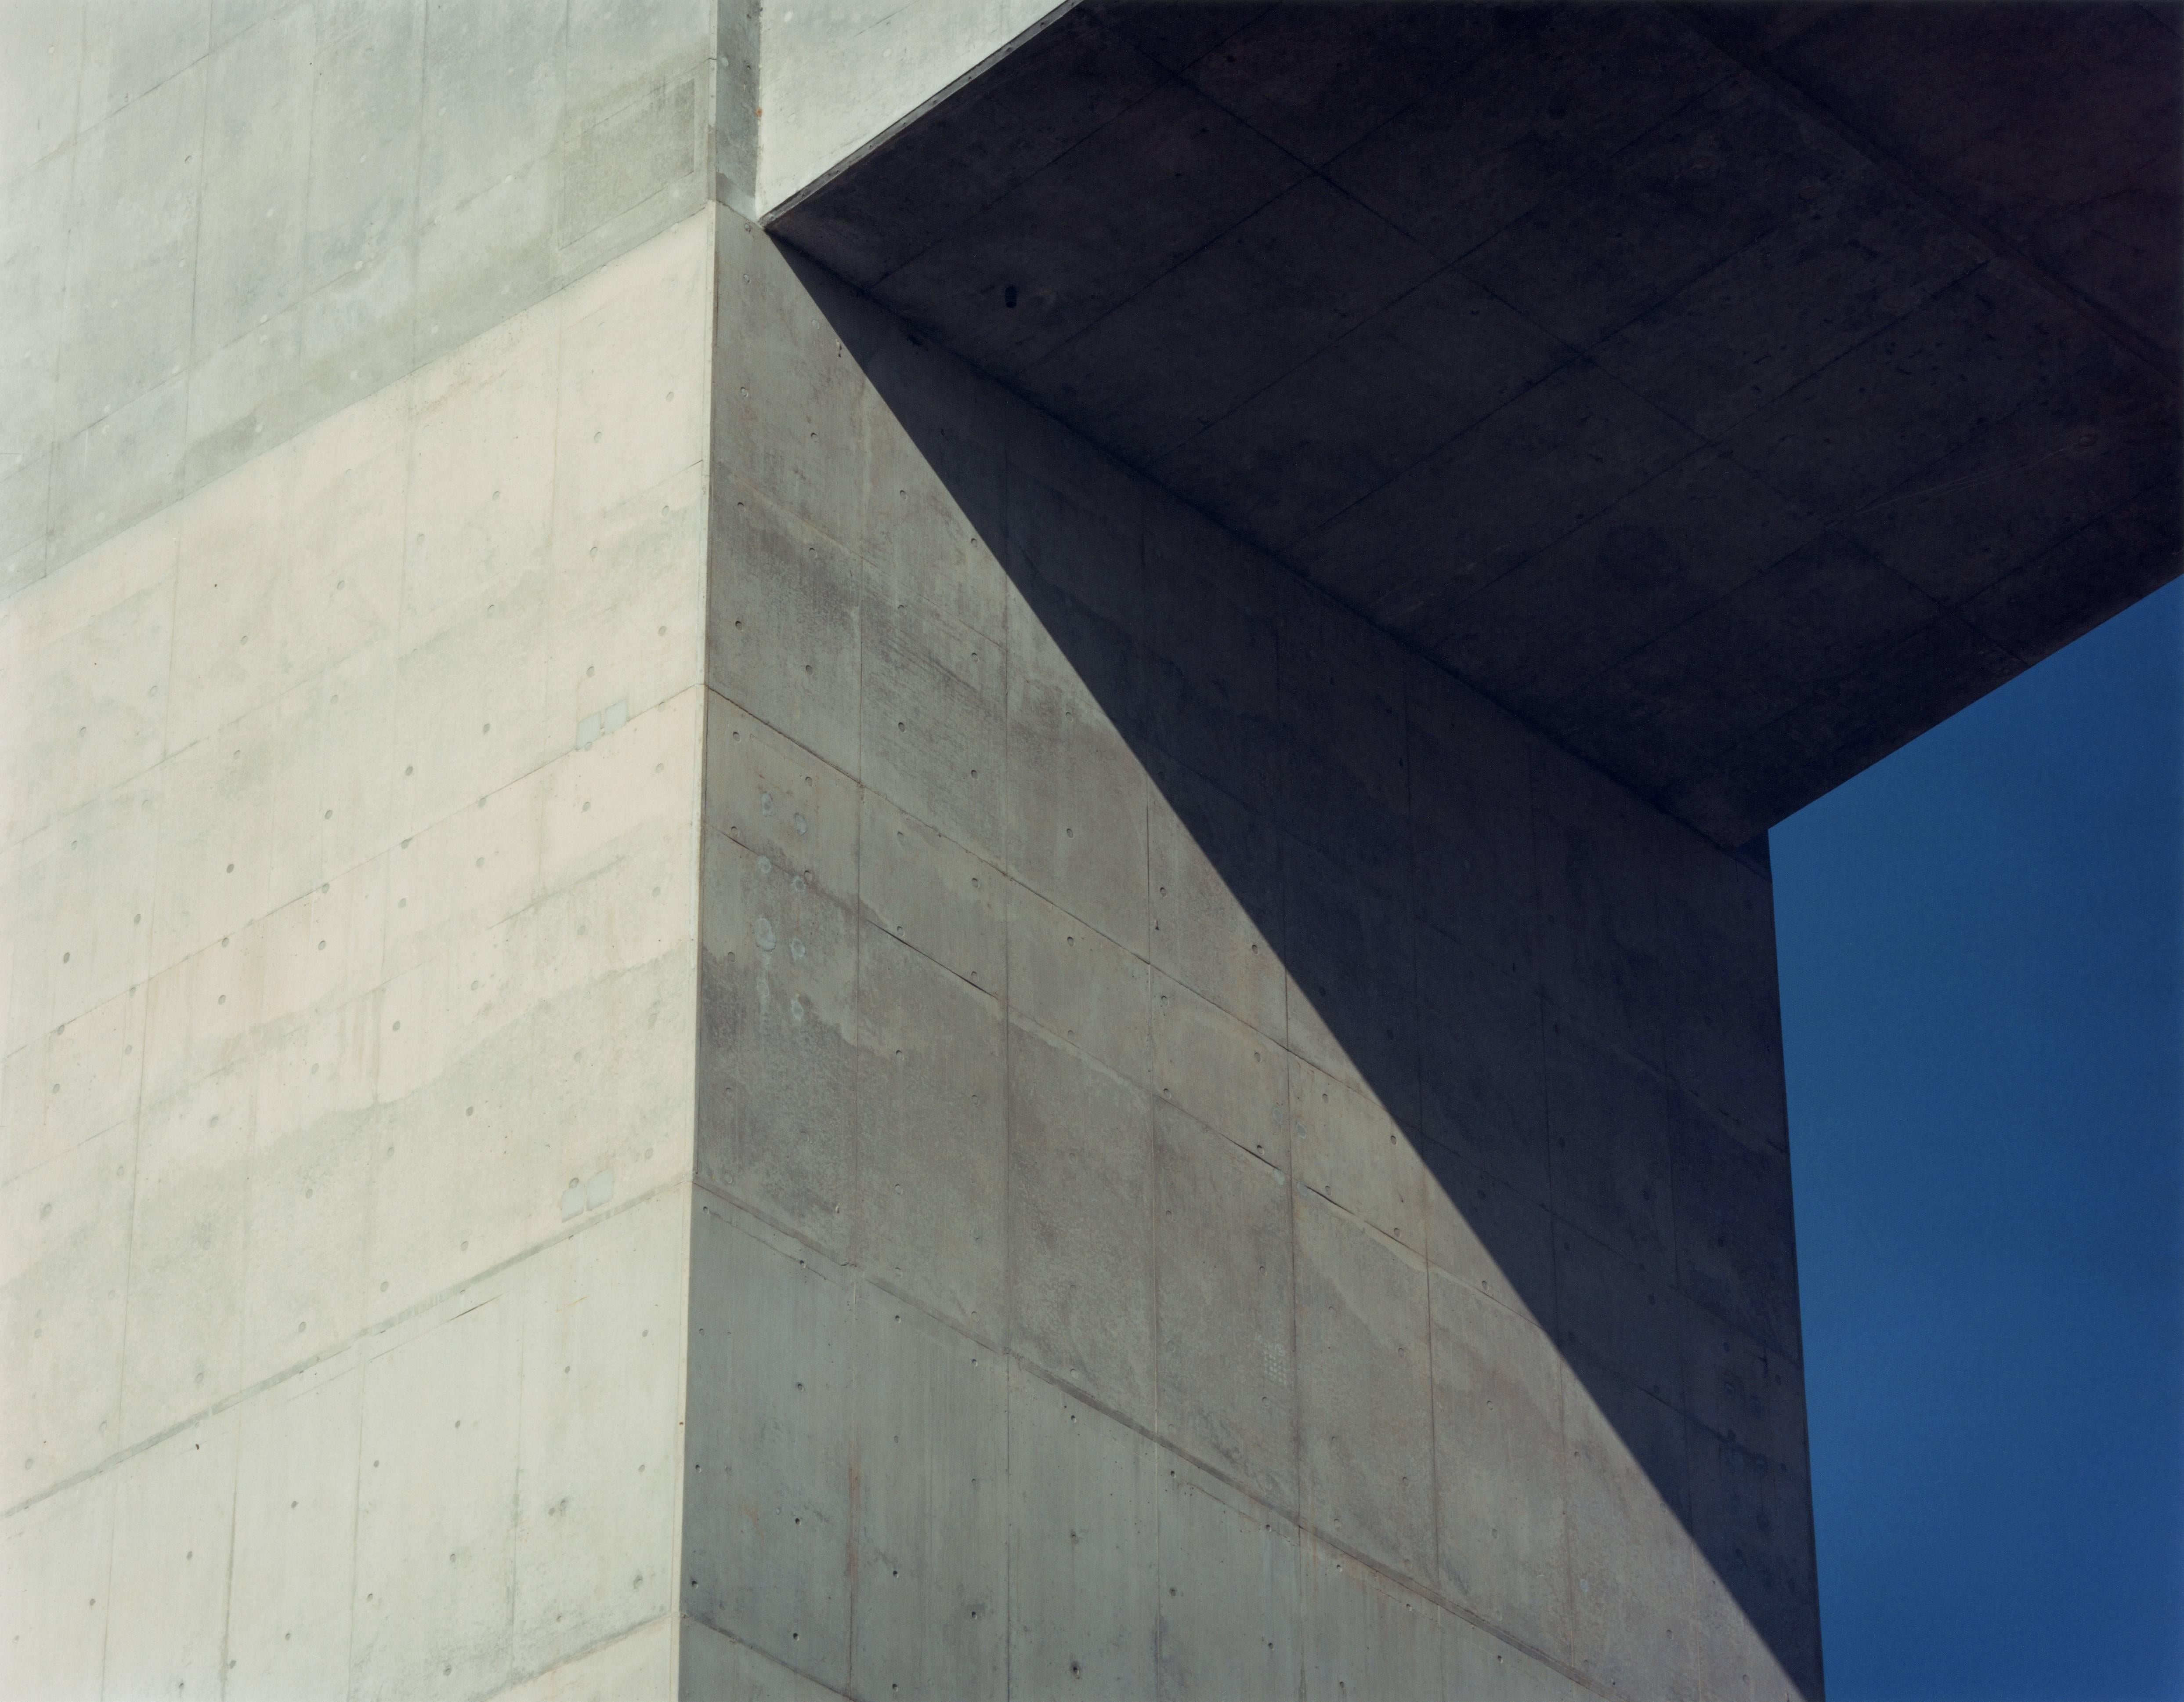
<box><xmin>770</xmin><ymin>0</ymin><xmax>2182</xmax><ymax>849</ymax></box>
<box><xmin>755</xmin><ymin>0</ymin><xmax>1067</xmax><ymax>220</ymax></box>
<box><xmin>8</xmin><ymin>3</ymin><xmax>2167</xmax><ymax>1698</ymax></box>
<box><xmin>684</xmin><ymin>213</ymin><xmax>1819</xmax><ymax>1699</ymax></box>
<box><xmin>0</xmin><ymin>0</ymin><xmax>726</xmax><ymax>601</ymax></box>
<box><xmin>2</xmin><ymin>156</ymin><xmax>716</xmax><ymax>1695</ymax></box>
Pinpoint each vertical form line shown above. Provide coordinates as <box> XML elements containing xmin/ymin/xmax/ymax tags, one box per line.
<box><xmin>1404</xmin><ymin>655</ymin><xmax>1443</xmax><ymax>1678</ymax></box>
<box><xmin>997</xmin><ymin>434</ymin><xmax>1016</xmax><ymax>1702</ymax></box>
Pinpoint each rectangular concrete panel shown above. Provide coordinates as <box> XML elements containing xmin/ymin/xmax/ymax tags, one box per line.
<box><xmin>1155</xmin><ymin>1463</ymin><xmax>1302</xmax><ymax>1702</ymax></box>
<box><xmin>1153</xmin><ymin>1101</ymin><xmax>1296</xmax><ymax>1513</ymax></box>
<box><xmin>685</xmin><ymin>1196</ymin><xmax>856</xmax><ymax>1690</ymax></box>
<box><xmin>1009</xmin><ymin>1373</ymin><xmax>1159</xmax><ymax>1700</ymax></box>
<box><xmin>227</xmin><ymin>1370</ymin><xmax>362</xmax><ymax>1701</ymax></box>
<box><xmin>850</xmin><ymin>1298</ymin><xmax>1009</xmax><ymax>1699</ymax></box>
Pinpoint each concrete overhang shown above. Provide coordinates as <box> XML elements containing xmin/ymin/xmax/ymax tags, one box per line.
<box><xmin>766</xmin><ymin>0</ymin><xmax>2182</xmax><ymax>848</ymax></box>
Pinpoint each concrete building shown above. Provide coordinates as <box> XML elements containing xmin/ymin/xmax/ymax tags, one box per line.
<box><xmin>0</xmin><ymin>2</ymin><xmax>2173</xmax><ymax>1698</ymax></box>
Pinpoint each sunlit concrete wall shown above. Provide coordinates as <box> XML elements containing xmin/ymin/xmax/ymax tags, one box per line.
<box><xmin>2</xmin><ymin>208</ymin><xmax>713</xmax><ymax>1699</ymax></box>
<box><xmin>0</xmin><ymin>1</ymin><xmax>723</xmax><ymax>1688</ymax></box>
<box><xmin>0</xmin><ymin>0</ymin><xmax>723</xmax><ymax>598</ymax></box>
<box><xmin>687</xmin><ymin>217</ymin><xmax>1819</xmax><ymax>1700</ymax></box>
<box><xmin>752</xmin><ymin>0</ymin><xmax>1062</xmax><ymax>217</ymax></box>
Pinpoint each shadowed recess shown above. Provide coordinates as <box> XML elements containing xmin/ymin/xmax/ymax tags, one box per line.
<box><xmin>770</xmin><ymin>0</ymin><xmax>2182</xmax><ymax>851</ymax></box>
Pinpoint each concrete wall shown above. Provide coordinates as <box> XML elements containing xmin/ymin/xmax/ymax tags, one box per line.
<box><xmin>754</xmin><ymin>0</ymin><xmax>1067</xmax><ymax>217</ymax></box>
<box><xmin>688</xmin><ymin>216</ymin><xmax>1820</xmax><ymax>1700</ymax></box>
<box><xmin>0</xmin><ymin>7</ymin><xmax>742</xmax><ymax>1695</ymax></box>
<box><xmin>0</xmin><ymin>164</ymin><xmax>717</xmax><ymax>1702</ymax></box>
<box><xmin>0</xmin><ymin>0</ymin><xmax>732</xmax><ymax>601</ymax></box>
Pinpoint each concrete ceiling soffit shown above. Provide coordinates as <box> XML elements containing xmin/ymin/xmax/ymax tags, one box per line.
<box><xmin>769</xmin><ymin>0</ymin><xmax>2182</xmax><ymax>847</ymax></box>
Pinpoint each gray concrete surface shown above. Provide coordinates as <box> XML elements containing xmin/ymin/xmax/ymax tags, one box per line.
<box><xmin>685</xmin><ymin>214</ymin><xmax>1817</xmax><ymax>1699</ymax></box>
<box><xmin>6</xmin><ymin>3</ymin><xmax>2169</xmax><ymax>1698</ymax></box>
<box><xmin>1</xmin><ymin>0</ymin><xmax>730</xmax><ymax>599</ymax></box>
<box><xmin>754</xmin><ymin>0</ymin><xmax>1067</xmax><ymax>219</ymax></box>
<box><xmin>771</xmin><ymin>0</ymin><xmax>2182</xmax><ymax>848</ymax></box>
<box><xmin>1</xmin><ymin>6</ymin><xmax>721</xmax><ymax>1681</ymax></box>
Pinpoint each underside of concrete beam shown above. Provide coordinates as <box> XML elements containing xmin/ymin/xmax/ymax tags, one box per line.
<box><xmin>770</xmin><ymin>0</ymin><xmax>2182</xmax><ymax>847</ymax></box>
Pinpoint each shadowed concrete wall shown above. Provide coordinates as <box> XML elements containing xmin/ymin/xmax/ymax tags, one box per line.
<box><xmin>686</xmin><ymin>220</ymin><xmax>1816</xmax><ymax>1699</ymax></box>
<box><xmin>765</xmin><ymin>0</ymin><xmax>2180</xmax><ymax>851</ymax></box>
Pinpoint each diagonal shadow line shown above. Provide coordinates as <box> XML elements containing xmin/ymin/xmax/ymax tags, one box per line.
<box><xmin>784</xmin><ymin>235</ymin><xmax>1822</xmax><ymax>1698</ymax></box>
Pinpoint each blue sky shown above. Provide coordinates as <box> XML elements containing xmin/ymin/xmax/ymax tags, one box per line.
<box><xmin>1773</xmin><ymin>581</ymin><xmax>2184</xmax><ymax>1701</ymax></box>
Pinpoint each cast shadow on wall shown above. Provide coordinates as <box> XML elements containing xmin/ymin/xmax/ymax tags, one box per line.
<box><xmin>787</xmin><ymin>235</ymin><xmax>1820</xmax><ymax>1699</ymax></box>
